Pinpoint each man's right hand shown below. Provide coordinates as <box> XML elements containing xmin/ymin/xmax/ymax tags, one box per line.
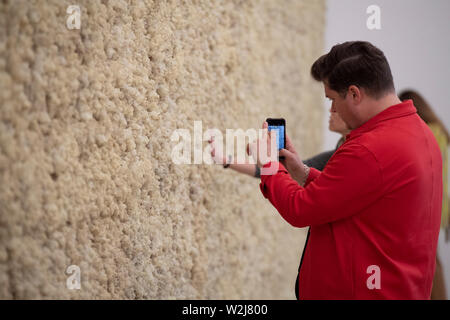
<box><xmin>279</xmin><ymin>134</ymin><xmax>307</xmax><ymax>185</ymax></box>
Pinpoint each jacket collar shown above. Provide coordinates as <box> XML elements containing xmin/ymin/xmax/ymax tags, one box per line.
<box><xmin>346</xmin><ymin>99</ymin><xmax>417</xmax><ymax>141</ymax></box>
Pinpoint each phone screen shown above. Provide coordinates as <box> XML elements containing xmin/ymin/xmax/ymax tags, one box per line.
<box><xmin>268</xmin><ymin>125</ymin><xmax>285</xmax><ymax>150</ymax></box>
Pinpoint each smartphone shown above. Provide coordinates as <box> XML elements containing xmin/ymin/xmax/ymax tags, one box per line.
<box><xmin>266</xmin><ymin>118</ymin><xmax>286</xmax><ymax>160</ymax></box>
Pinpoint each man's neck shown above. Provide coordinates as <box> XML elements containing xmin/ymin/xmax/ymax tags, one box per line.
<box><xmin>359</xmin><ymin>93</ymin><xmax>402</xmax><ymax>126</ymax></box>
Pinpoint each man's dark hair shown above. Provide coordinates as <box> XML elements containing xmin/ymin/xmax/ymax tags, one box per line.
<box><xmin>311</xmin><ymin>41</ymin><xmax>395</xmax><ymax>99</ymax></box>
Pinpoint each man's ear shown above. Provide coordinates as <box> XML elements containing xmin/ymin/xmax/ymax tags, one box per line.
<box><xmin>348</xmin><ymin>85</ymin><xmax>362</xmax><ymax>104</ymax></box>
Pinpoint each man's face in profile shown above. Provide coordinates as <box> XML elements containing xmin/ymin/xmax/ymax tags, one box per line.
<box><xmin>324</xmin><ymin>83</ymin><xmax>354</xmax><ymax>130</ymax></box>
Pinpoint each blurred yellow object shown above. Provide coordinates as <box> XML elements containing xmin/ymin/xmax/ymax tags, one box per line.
<box><xmin>429</xmin><ymin>123</ymin><xmax>448</xmax><ymax>230</ymax></box>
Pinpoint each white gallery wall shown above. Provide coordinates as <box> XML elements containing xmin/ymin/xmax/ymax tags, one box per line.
<box><xmin>323</xmin><ymin>0</ymin><xmax>450</xmax><ymax>298</ymax></box>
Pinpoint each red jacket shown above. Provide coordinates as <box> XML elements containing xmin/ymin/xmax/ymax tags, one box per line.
<box><xmin>260</xmin><ymin>100</ymin><xmax>442</xmax><ymax>299</ymax></box>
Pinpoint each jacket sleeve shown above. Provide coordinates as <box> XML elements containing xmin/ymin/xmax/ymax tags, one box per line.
<box><xmin>259</xmin><ymin>143</ymin><xmax>383</xmax><ymax>227</ymax></box>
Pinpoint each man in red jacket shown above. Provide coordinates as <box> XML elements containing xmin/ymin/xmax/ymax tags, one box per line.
<box><xmin>253</xmin><ymin>41</ymin><xmax>442</xmax><ymax>299</ymax></box>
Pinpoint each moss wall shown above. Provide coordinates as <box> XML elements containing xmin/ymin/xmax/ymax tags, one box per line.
<box><xmin>0</xmin><ymin>0</ymin><xmax>325</xmax><ymax>299</ymax></box>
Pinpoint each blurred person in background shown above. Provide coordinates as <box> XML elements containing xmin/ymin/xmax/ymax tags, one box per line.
<box><xmin>399</xmin><ymin>90</ymin><xmax>449</xmax><ymax>300</ymax></box>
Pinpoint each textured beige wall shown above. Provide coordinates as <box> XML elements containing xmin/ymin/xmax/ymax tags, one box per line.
<box><xmin>0</xmin><ymin>0</ymin><xmax>325</xmax><ymax>299</ymax></box>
